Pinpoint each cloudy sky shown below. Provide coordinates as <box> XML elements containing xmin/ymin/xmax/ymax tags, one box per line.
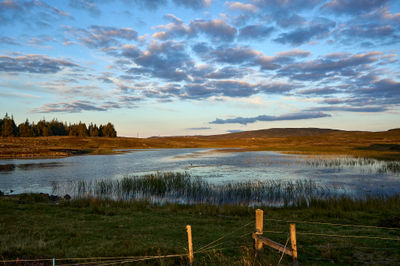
<box><xmin>1</xmin><ymin>0</ymin><xmax>399</xmax><ymax>137</ymax></box>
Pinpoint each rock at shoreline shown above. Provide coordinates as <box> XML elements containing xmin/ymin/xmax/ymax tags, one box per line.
<box><xmin>49</xmin><ymin>195</ymin><xmax>60</xmax><ymax>202</ymax></box>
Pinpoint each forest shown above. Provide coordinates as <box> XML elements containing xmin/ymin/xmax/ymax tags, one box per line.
<box><xmin>0</xmin><ymin>114</ymin><xmax>117</xmax><ymax>137</ymax></box>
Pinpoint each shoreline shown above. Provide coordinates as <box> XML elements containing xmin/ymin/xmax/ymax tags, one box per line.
<box><xmin>0</xmin><ymin>129</ymin><xmax>399</xmax><ymax>160</ymax></box>
<box><xmin>1</xmin><ymin>146</ymin><xmax>399</xmax><ymax>161</ymax></box>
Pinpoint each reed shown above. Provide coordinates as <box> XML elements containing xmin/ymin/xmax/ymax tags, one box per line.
<box><xmin>52</xmin><ymin>172</ymin><xmax>358</xmax><ymax>206</ymax></box>
<box><xmin>302</xmin><ymin>156</ymin><xmax>400</xmax><ymax>174</ymax></box>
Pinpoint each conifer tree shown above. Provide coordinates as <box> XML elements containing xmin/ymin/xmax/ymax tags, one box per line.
<box><xmin>18</xmin><ymin>119</ymin><xmax>35</xmax><ymax>137</ymax></box>
<box><xmin>77</xmin><ymin>122</ymin><xmax>88</xmax><ymax>137</ymax></box>
<box><xmin>68</xmin><ymin>124</ymin><xmax>79</xmax><ymax>136</ymax></box>
<box><xmin>88</xmin><ymin>123</ymin><xmax>99</xmax><ymax>137</ymax></box>
<box><xmin>36</xmin><ymin>120</ymin><xmax>52</xmax><ymax>136</ymax></box>
<box><xmin>101</xmin><ymin>122</ymin><xmax>117</xmax><ymax>137</ymax></box>
<box><xmin>2</xmin><ymin>114</ymin><xmax>17</xmax><ymax>137</ymax></box>
<box><xmin>0</xmin><ymin>115</ymin><xmax>117</xmax><ymax>138</ymax></box>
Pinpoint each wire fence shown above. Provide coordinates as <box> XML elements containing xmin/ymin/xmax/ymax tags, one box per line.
<box><xmin>260</xmin><ymin>215</ymin><xmax>400</xmax><ymax>265</ymax></box>
<box><xmin>260</xmin><ymin>229</ymin><xmax>400</xmax><ymax>241</ymax></box>
<box><xmin>263</xmin><ymin>217</ymin><xmax>400</xmax><ymax>231</ymax></box>
<box><xmin>2</xmin><ymin>215</ymin><xmax>399</xmax><ymax>265</ymax></box>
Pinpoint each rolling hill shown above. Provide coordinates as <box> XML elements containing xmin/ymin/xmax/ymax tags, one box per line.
<box><xmin>0</xmin><ymin>128</ymin><xmax>399</xmax><ymax>160</ymax></box>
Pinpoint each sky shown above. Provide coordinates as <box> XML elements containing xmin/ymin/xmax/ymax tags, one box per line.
<box><xmin>0</xmin><ymin>0</ymin><xmax>399</xmax><ymax>137</ymax></box>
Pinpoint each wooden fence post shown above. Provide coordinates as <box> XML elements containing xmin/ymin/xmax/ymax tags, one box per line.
<box><xmin>186</xmin><ymin>225</ymin><xmax>194</xmax><ymax>265</ymax></box>
<box><xmin>290</xmin><ymin>224</ymin><xmax>298</xmax><ymax>266</ymax></box>
<box><xmin>255</xmin><ymin>209</ymin><xmax>264</xmax><ymax>253</ymax></box>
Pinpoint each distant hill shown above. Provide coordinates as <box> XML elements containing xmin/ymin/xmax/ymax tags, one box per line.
<box><xmin>387</xmin><ymin>128</ymin><xmax>400</xmax><ymax>135</ymax></box>
<box><xmin>207</xmin><ymin>128</ymin><xmax>343</xmax><ymax>139</ymax></box>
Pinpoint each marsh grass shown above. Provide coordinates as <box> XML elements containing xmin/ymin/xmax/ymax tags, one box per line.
<box><xmin>301</xmin><ymin>156</ymin><xmax>400</xmax><ymax>174</ymax></box>
<box><xmin>52</xmin><ymin>172</ymin><xmax>348</xmax><ymax>206</ymax></box>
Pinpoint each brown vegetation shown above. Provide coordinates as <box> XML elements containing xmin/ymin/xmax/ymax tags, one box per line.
<box><xmin>1</xmin><ymin>128</ymin><xmax>400</xmax><ymax>160</ymax></box>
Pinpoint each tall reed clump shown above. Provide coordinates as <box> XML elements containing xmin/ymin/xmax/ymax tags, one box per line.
<box><xmin>52</xmin><ymin>172</ymin><xmax>346</xmax><ymax>206</ymax></box>
<box><xmin>303</xmin><ymin>156</ymin><xmax>400</xmax><ymax>174</ymax></box>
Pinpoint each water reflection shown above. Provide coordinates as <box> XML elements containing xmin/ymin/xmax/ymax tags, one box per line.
<box><xmin>0</xmin><ymin>149</ymin><xmax>399</xmax><ymax>197</ymax></box>
<box><xmin>0</xmin><ymin>162</ymin><xmax>64</xmax><ymax>172</ymax></box>
<box><xmin>0</xmin><ymin>164</ymin><xmax>16</xmax><ymax>172</ymax></box>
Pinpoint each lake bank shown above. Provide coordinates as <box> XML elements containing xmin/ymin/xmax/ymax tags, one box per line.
<box><xmin>0</xmin><ymin>128</ymin><xmax>400</xmax><ymax>160</ymax></box>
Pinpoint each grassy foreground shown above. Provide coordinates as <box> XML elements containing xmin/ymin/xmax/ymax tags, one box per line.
<box><xmin>1</xmin><ymin>194</ymin><xmax>400</xmax><ymax>265</ymax></box>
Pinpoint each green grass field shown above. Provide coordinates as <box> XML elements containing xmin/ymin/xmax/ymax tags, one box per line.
<box><xmin>1</xmin><ymin>194</ymin><xmax>400</xmax><ymax>265</ymax></box>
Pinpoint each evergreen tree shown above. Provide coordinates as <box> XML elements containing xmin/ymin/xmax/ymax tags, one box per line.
<box><xmin>77</xmin><ymin>122</ymin><xmax>88</xmax><ymax>137</ymax></box>
<box><xmin>0</xmin><ymin>115</ymin><xmax>117</xmax><ymax>138</ymax></box>
<box><xmin>88</xmin><ymin>123</ymin><xmax>99</xmax><ymax>137</ymax></box>
<box><xmin>101</xmin><ymin>122</ymin><xmax>117</xmax><ymax>137</ymax></box>
<box><xmin>2</xmin><ymin>114</ymin><xmax>17</xmax><ymax>137</ymax></box>
<box><xmin>68</xmin><ymin>124</ymin><xmax>79</xmax><ymax>136</ymax></box>
<box><xmin>64</xmin><ymin>122</ymin><xmax>70</xmax><ymax>136</ymax></box>
<box><xmin>49</xmin><ymin>119</ymin><xmax>67</xmax><ymax>136</ymax></box>
<box><xmin>36</xmin><ymin>120</ymin><xmax>53</xmax><ymax>137</ymax></box>
<box><xmin>31</xmin><ymin>122</ymin><xmax>39</xmax><ymax>137</ymax></box>
<box><xmin>98</xmin><ymin>125</ymin><xmax>104</xmax><ymax>137</ymax></box>
<box><xmin>18</xmin><ymin>119</ymin><xmax>35</xmax><ymax>137</ymax></box>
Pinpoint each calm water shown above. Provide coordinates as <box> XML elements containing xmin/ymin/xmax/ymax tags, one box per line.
<box><xmin>0</xmin><ymin>149</ymin><xmax>399</xmax><ymax>196</ymax></box>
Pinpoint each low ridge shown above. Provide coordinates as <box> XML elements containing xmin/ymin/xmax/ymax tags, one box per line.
<box><xmin>209</xmin><ymin>128</ymin><xmax>343</xmax><ymax>139</ymax></box>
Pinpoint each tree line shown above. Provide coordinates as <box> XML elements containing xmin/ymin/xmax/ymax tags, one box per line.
<box><xmin>0</xmin><ymin>114</ymin><xmax>117</xmax><ymax>137</ymax></box>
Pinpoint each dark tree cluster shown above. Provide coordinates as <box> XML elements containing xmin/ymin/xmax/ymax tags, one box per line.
<box><xmin>0</xmin><ymin>114</ymin><xmax>117</xmax><ymax>137</ymax></box>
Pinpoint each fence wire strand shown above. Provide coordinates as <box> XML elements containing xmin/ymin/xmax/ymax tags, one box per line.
<box><xmin>277</xmin><ymin>234</ymin><xmax>290</xmax><ymax>266</ymax></box>
<box><xmin>196</xmin><ymin>220</ymin><xmax>253</xmax><ymax>252</ymax></box>
<box><xmin>263</xmin><ymin>217</ymin><xmax>400</xmax><ymax>231</ymax></box>
<box><xmin>302</xmin><ymin>244</ymin><xmax>399</xmax><ymax>250</ymax></box>
<box><xmin>2</xmin><ymin>255</ymin><xmax>150</xmax><ymax>263</ymax></box>
<box><xmin>296</xmin><ymin>231</ymin><xmax>400</xmax><ymax>241</ymax></box>
<box><xmin>57</xmin><ymin>254</ymin><xmax>187</xmax><ymax>266</ymax></box>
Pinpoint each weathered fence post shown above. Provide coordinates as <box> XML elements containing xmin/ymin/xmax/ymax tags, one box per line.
<box><xmin>253</xmin><ymin>210</ymin><xmax>297</xmax><ymax>263</ymax></box>
<box><xmin>290</xmin><ymin>224</ymin><xmax>298</xmax><ymax>266</ymax></box>
<box><xmin>186</xmin><ymin>225</ymin><xmax>194</xmax><ymax>265</ymax></box>
<box><xmin>255</xmin><ymin>209</ymin><xmax>264</xmax><ymax>253</ymax></box>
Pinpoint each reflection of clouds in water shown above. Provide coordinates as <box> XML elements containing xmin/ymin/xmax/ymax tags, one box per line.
<box><xmin>170</xmin><ymin>148</ymin><xmax>243</xmax><ymax>160</ymax></box>
<box><xmin>0</xmin><ymin>149</ymin><xmax>399</xmax><ymax>196</ymax></box>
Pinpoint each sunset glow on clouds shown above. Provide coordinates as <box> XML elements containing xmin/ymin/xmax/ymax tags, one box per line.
<box><xmin>0</xmin><ymin>0</ymin><xmax>399</xmax><ymax>136</ymax></box>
